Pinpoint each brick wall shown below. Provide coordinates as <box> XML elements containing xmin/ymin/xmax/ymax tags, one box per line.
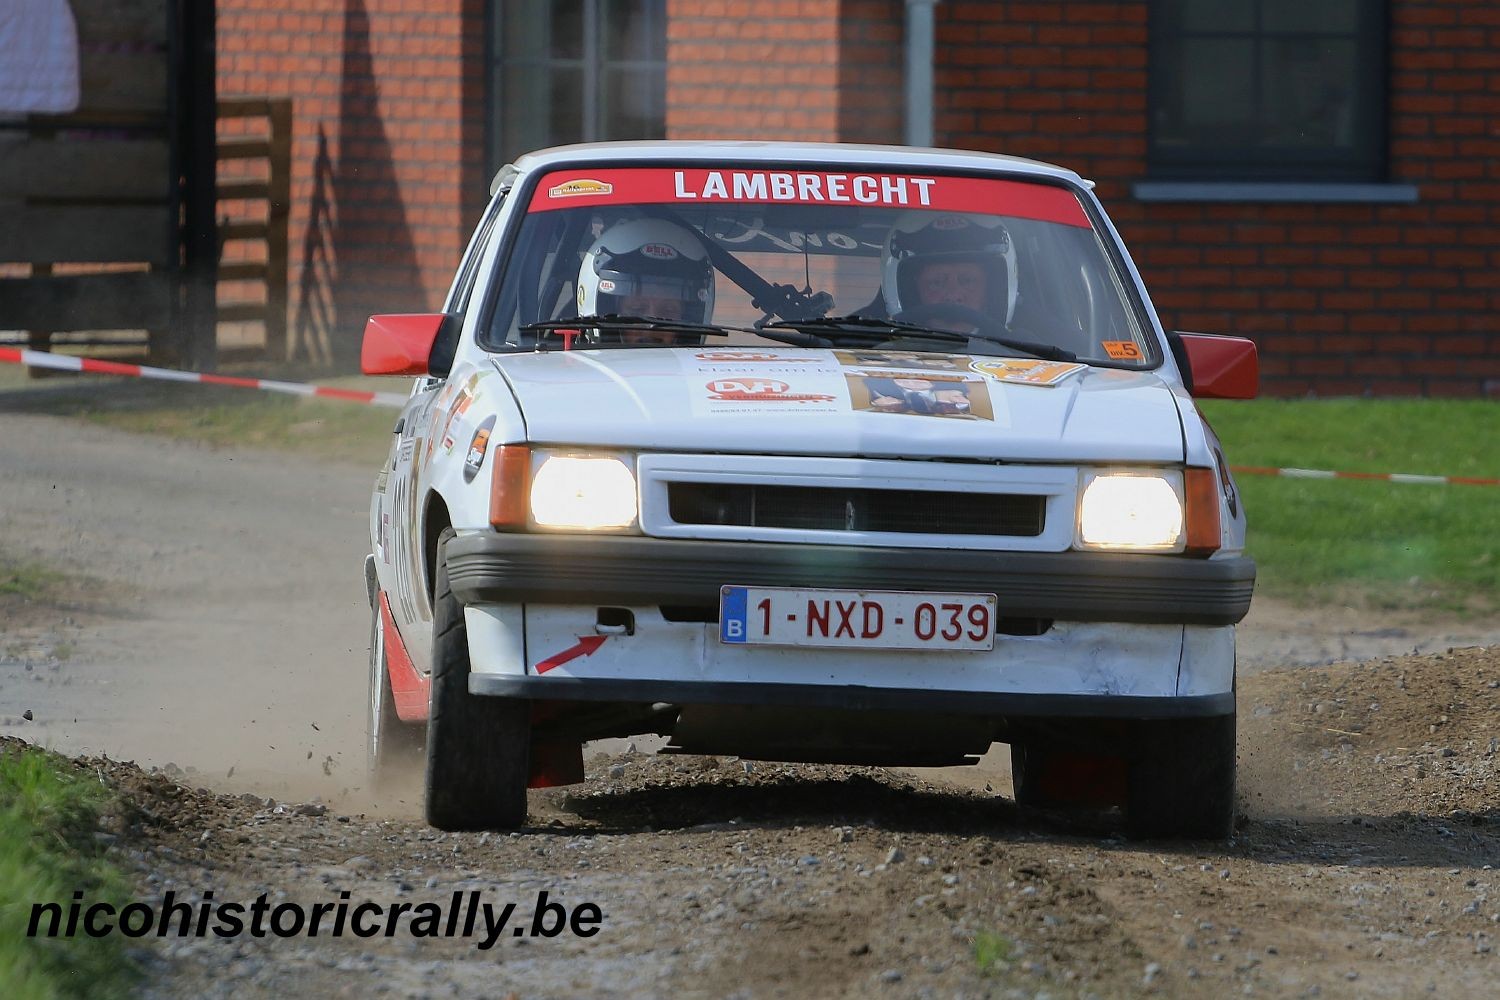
<box><xmin>218</xmin><ymin>0</ymin><xmax>486</xmax><ymax>365</ymax></box>
<box><xmin>836</xmin><ymin>1</ymin><xmax>905</xmax><ymax>143</ymax></box>
<box><xmin>933</xmin><ymin>0</ymin><xmax>1500</xmax><ymax>397</ymax></box>
<box><xmin>213</xmin><ymin>1</ymin><xmax>1497</xmax><ymax>393</ymax></box>
<box><xmin>666</xmin><ymin>0</ymin><xmax>902</xmax><ymax>144</ymax></box>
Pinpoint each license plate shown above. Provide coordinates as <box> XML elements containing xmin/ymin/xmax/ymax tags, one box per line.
<box><xmin>719</xmin><ymin>586</ymin><xmax>997</xmax><ymax>650</ymax></box>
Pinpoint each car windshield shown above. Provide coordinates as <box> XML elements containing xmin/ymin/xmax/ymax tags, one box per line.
<box><xmin>479</xmin><ymin>165</ymin><xmax>1154</xmax><ymax>366</ymax></box>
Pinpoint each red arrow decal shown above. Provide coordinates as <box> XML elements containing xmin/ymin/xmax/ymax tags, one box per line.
<box><xmin>534</xmin><ymin>635</ymin><xmax>608</xmax><ymax>675</ymax></box>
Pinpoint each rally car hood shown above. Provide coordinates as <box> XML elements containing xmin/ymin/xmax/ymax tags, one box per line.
<box><xmin>489</xmin><ymin>348</ymin><xmax>1184</xmax><ymax>463</ymax></box>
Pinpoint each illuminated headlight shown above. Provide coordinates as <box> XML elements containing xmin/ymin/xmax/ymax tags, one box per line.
<box><xmin>1076</xmin><ymin>471</ymin><xmax>1184</xmax><ymax>551</ymax></box>
<box><xmin>529</xmin><ymin>453</ymin><xmax>638</xmax><ymax>530</ymax></box>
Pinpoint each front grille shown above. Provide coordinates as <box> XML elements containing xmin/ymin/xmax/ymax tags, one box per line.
<box><xmin>667</xmin><ymin>483</ymin><xmax>1045</xmax><ymax>537</ymax></box>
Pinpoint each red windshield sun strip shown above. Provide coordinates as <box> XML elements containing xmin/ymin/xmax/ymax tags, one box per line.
<box><xmin>526</xmin><ymin>168</ymin><xmax>1091</xmax><ymax>228</ymax></box>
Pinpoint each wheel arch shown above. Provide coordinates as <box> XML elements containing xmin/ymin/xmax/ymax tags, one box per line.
<box><xmin>423</xmin><ymin>491</ymin><xmax>453</xmax><ymax>603</ymax></box>
<box><xmin>363</xmin><ymin>553</ymin><xmax>378</xmax><ymax>608</ymax></box>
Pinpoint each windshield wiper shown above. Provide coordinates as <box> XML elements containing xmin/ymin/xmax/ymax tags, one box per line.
<box><xmin>761</xmin><ymin>315</ymin><xmax>1078</xmax><ymax>363</ymax></box>
<box><xmin>519</xmin><ymin>315</ymin><xmax>828</xmax><ymax>349</ymax></box>
<box><xmin>521</xmin><ymin>315</ymin><xmax>733</xmax><ymax>339</ymax></box>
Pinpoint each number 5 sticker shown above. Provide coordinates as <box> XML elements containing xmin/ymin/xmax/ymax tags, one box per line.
<box><xmin>1102</xmin><ymin>341</ymin><xmax>1143</xmax><ymax>360</ymax></box>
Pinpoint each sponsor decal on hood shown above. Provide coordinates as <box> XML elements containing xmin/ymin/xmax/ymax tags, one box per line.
<box><xmin>704</xmin><ymin>377</ymin><xmax>838</xmax><ymax>404</ymax></box>
<box><xmin>845</xmin><ymin>369</ymin><xmax>995</xmax><ymax>421</ymax></box>
<box><xmin>685</xmin><ymin>349</ymin><xmax>846</xmax><ymax>415</ymax></box>
<box><xmin>970</xmin><ymin>358</ymin><xmax>1086</xmax><ymax>387</ymax></box>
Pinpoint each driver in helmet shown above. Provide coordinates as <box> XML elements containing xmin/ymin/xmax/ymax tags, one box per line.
<box><xmin>879</xmin><ymin>213</ymin><xmax>1018</xmax><ymax>333</ymax></box>
<box><xmin>576</xmin><ymin>219</ymin><xmax>716</xmax><ymax>345</ymax></box>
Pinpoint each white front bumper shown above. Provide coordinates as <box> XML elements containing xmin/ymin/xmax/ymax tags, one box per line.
<box><xmin>464</xmin><ymin>603</ymin><xmax>1235</xmax><ymax>701</ymax></box>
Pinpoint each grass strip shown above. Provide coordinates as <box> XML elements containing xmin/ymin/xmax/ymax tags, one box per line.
<box><xmin>1200</xmin><ymin>399</ymin><xmax>1500</xmax><ymax>615</ymax></box>
<box><xmin>0</xmin><ymin>740</ymin><xmax>139</xmax><ymax>1000</ymax></box>
<box><xmin>0</xmin><ymin>374</ymin><xmax>394</xmax><ymax>464</ymax></box>
<box><xmin>77</xmin><ymin>388</ymin><xmax>395</xmax><ymax>463</ymax></box>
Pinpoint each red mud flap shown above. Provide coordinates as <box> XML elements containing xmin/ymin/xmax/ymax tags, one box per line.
<box><xmin>380</xmin><ymin>593</ymin><xmax>431</xmax><ymax>721</ymax></box>
<box><xmin>380</xmin><ymin>586</ymin><xmax>583</xmax><ymax>787</ymax></box>
<box><xmin>528</xmin><ymin>740</ymin><xmax>584</xmax><ymax>788</ymax></box>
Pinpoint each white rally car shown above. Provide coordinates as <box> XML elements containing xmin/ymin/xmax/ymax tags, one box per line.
<box><xmin>362</xmin><ymin>141</ymin><xmax>1258</xmax><ymax>838</ymax></box>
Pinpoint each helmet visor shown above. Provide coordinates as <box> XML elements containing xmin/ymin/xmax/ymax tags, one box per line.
<box><xmin>594</xmin><ymin>271</ymin><xmax>709</xmax><ymax>307</ymax></box>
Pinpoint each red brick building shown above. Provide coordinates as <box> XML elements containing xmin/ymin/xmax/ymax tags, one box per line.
<box><xmin>219</xmin><ymin>1</ymin><xmax>1500</xmax><ymax>395</ymax></box>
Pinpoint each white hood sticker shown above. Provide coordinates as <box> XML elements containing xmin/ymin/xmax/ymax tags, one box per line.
<box><xmin>833</xmin><ymin>350</ymin><xmax>1009</xmax><ymax>425</ymax></box>
<box><xmin>684</xmin><ymin>350</ymin><xmax>846</xmax><ymax>415</ymax></box>
<box><xmin>680</xmin><ymin>349</ymin><xmax>1013</xmax><ymax>425</ymax></box>
<box><xmin>844</xmin><ymin>368</ymin><xmax>1002</xmax><ymax>423</ymax></box>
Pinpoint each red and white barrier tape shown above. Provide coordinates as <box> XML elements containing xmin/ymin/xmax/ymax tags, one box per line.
<box><xmin>0</xmin><ymin>347</ymin><xmax>406</xmax><ymax>408</ymax></box>
<box><xmin>5</xmin><ymin>348</ymin><xmax>1495</xmax><ymax>486</ymax></box>
<box><xmin>1231</xmin><ymin>466</ymin><xmax>1500</xmax><ymax>487</ymax></box>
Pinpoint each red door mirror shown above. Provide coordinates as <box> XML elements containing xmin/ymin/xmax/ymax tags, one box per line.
<box><xmin>1177</xmin><ymin>333</ymin><xmax>1259</xmax><ymax>399</ymax></box>
<box><xmin>361</xmin><ymin>314</ymin><xmax>451</xmax><ymax>376</ymax></box>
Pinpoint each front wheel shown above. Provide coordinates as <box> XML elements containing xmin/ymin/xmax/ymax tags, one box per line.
<box><xmin>1125</xmin><ymin>713</ymin><xmax>1237</xmax><ymax>840</ymax></box>
<box><xmin>425</xmin><ymin>528</ymin><xmax>531</xmax><ymax>831</ymax></box>
<box><xmin>1008</xmin><ymin>741</ymin><xmax>1054</xmax><ymax>808</ymax></box>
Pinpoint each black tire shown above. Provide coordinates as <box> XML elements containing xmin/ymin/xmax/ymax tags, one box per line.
<box><xmin>367</xmin><ymin>592</ymin><xmax>425</xmax><ymax>788</ymax></box>
<box><xmin>1125</xmin><ymin>713</ymin><xmax>1236</xmax><ymax>840</ymax></box>
<box><xmin>1008</xmin><ymin>742</ymin><xmax>1054</xmax><ymax>808</ymax></box>
<box><xmin>425</xmin><ymin>528</ymin><xmax>531</xmax><ymax>831</ymax></box>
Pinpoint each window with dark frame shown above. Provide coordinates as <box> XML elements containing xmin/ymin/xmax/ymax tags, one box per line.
<box><xmin>489</xmin><ymin>0</ymin><xmax>667</xmax><ymax>173</ymax></box>
<box><xmin>1147</xmin><ymin>0</ymin><xmax>1387</xmax><ymax>182</ymax></box>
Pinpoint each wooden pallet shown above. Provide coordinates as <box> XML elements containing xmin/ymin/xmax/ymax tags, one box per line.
<box><xmin>216</xmin><ymin>98</ymin><xmax>292</xmax><ymax>358</ymax></box>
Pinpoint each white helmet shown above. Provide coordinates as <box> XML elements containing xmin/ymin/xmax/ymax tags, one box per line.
<box><xmin>881</xmin><ymin>212</ymin><xmax>1018</xmax><ymax>323</ymax></box>
<box><xmin>576</xmin><ymin>219</ymin><xmax>715</xmax><ymax>323</ymax></box>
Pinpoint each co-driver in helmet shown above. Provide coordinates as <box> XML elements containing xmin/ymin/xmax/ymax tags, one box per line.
<box><xmin>575</xmin><ymin>219</ymin><xmax>716</xmax><ymax>345</ymax></box>
<box><xmin>879</xmin><ymin>212</ymin><xmax>1018</xmax><ymax>334</ymax></box>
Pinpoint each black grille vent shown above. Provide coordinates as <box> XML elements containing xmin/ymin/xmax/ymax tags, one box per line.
<box><xmin>667</xmin><ymin>483</ymin><xmax>1045</xmax><ymax>537</ymax></box>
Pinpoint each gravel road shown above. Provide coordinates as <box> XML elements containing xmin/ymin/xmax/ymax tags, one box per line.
<box><xmin>2</xmin><ymin>409</ymin><xmax>1497</xmax><ymax>999</ymax></box>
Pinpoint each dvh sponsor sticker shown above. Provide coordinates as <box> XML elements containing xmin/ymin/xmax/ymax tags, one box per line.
<box><xmin>705</xmin><ymin>378</ymin><xmax>836</xmax><ymax>403</ymax></box>
<box><xmin>684</xmin><ymin>352</ymin><xmax>848</xmax><ymax>416</ymax></box>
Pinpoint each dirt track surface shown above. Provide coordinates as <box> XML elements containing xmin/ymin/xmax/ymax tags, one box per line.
<box><xmin>2</xmin><ymin>409</ymin><xmax>1498</xmax><ymax>998</ymax></box>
